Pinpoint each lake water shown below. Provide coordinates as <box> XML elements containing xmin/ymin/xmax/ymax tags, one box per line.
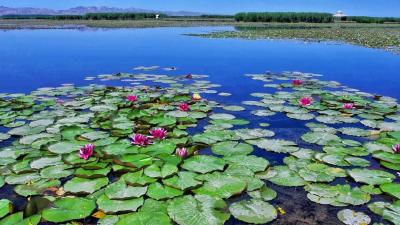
<box><xmin>0</xmin><ymin>27</ymin><xmax>399</xmax><ymax>224</ymax></box>
<box><xmin>0</xmin><ymin>27</ymin><xmax>399</xmax><ymax>98</ymax></box>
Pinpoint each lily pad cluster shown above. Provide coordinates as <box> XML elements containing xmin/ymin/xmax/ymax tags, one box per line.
<box><xmin>244</xmin><ymin>71</ymin><xmax>400</xmax><ymax>224</ymax></box>
<box><xmin>0</xmin><ymin>72</ymin><xmax>278</xmax><ymax>225</ymax></box>
<box><xmin>0</xmin><ymin>69</ymin><xmax>399</xmax><ymax>225</ymax></box>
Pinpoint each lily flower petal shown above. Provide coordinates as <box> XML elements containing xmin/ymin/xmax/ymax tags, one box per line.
<box><xmin>299</xmin><ymin>97</ymin><xmax>313</xmax><ymax>106</ymax></box>
<box><xmin>79</xmin><ymin>143</ymin><xmax>94</xmax><ymax>160</ymax></box>
<box><xmin>176</xmin><ymin>147</ymin><xmax>188</xmax><ymax>158</ymax></box>
<box><xmin>149</xmin><ymin>128</ymin><xmax>167</xmax><ymax>140</ymax></box>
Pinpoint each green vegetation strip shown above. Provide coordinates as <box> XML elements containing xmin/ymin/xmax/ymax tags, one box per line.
<box><xmin>191</xmin><ymin>24</ymin><xmax>400</xmax><ymax>51</ymax></box>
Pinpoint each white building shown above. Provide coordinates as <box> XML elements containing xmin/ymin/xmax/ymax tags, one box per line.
<box><xmin>333</xmin><ymin>10</ymin><xmax>347</xmax><ymax>18</ymax></box>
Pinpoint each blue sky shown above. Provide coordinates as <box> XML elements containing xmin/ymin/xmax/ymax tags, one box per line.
<box><xmin>1</xmin><ymin>0</ymin><xmax>399</xmax><ymax>17</ymax></box>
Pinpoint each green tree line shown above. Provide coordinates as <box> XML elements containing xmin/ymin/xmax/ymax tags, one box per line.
<box><xmin>339</xmin><ymin>16</ymin><xmax>400</xmax><ymax>24</ymax></box>
<box><xmin>234</xmin><ymin>12</ymin><xmax>334</xmax><ymax>23</ymax></box>
<box><xmin>1</xmin><ymin>13</ymin><xmax>166</xmax><ymax>20</ymax></box>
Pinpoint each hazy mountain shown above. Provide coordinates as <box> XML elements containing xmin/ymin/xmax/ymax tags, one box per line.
<box><xmin>0</xmin><ymin>6</ymin><xmax>203</xmax><ymax>16</ymax></box>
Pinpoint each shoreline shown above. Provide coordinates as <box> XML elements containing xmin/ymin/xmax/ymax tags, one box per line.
<box><xmin>1</xmin><ymin>19</ymin><xmax>399</xmax><ymax>52</ymax></box>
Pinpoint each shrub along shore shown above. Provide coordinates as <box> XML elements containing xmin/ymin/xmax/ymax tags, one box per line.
<box><xmin>1</xmin><ymin>12</ymin><xmax>400</xmax><ymax>24</ymax></box>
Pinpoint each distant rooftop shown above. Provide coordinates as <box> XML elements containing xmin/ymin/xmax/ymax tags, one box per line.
<box><xmin>333</xmin><ymin>10</ymin><xmax>346</xmax><ymax>17</ymax></box>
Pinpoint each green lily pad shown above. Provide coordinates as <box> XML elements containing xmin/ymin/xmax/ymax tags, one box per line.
<box><xmin>116</xmin><ymin>212</ymin><xmax>171</xmax><ymax>225</ymax></box>
<box><xmin>222</xmin><ymin>105</ymin><xmax>245</xmax><ymax>111</ymax></box>
<box><xmin>209</xmin><ymin>113</ymin><xmax>235</xmax><ymax>120</ymax></box>
<box><xmin>48</xmin><ymin>142</ymin><xmax>82</xmax><ymax>154</ymax></box>
<box><xmin>122</xmin><ymin>170</ymin><xmax>157</xmax><ymax>186</ymax></box>
<box><xmin>348</xmin><ymin>168</ymin><xmax>395</xmax><ymax>185</ymax></box>
<box><xmin>268</xmin><ymin>166</ymin><xmax>306</xmax><ymax>187</ymax></box>
<box><xmin>305</xmin><ymin>183</ymin><xmax>371</xmax><ymax>206</ymax></box>
<box><xmin>42</xmin><ymin>197</ymin><xmax>95</xmax><ymax>223</ymax></box>
<box><xmin>105</xmin><ymin>180</ymin><xmax>147</xmax><ymax>199</ymax></box>
<box><xmin>97</xmin><ymin>194</ymin><xmax>144</xmax><ymax>213</ymax></box>
<box><xmin>14</xmin><ymin>179</ymin><xmax>60</xmax><ymax>197</ymax></box>
<box><xmin>211</xmin><ymin>141</ymin><xmax>253</xmax><ymax>156</ymax></box>
<box><xmin>194</xmin><ymin>173</ymin><xmax>246</xmax><ymax>198</ymax></box>
<box><xmin>229</xmin><ymin>199</ymin><xmax>277</xmax><ymax>224</ymax></box>
<box><xmin>167</xmin><ymin>195</ymin><xmax>229</xmax><ymax>225</ymax></box>
<box><xmin>248</xmin><ymin>185</ymin><xmax>277</xmax><ymax>201</ymax></box>
<box><xmin>234</xmin><ymin>128</ymin><xmax>275</xmax><ymax>140</ymax></box>
<box><xmin>0</xmin><ymin>212</ymin><xmax>40</xmax><ymax>225</ymax></box>
<box><xmin>380</xmin><ymin>183</ymin><xmax>400</xmax><ymax>199</ymax></box>
<box><xmin>337</xmin><ymin>209</ymin><xmax>371</xmax><ymax>225</ymax></box>
<box><xmin>40</xmin><ymin>164</ymin><xmax>74</xmax><ymax>179</ymax></box>
<box><xmin>224</xmin><ymin>155</ymin><xmax>269</xmax><ymax>172</ymax></box>
<box><xmin>162</xmin><ymin>171</ymin><xmax>202</xmax><ymax>191</ymax></box>
<box><xmin>146</xmin><ymin>182</ymin><xmax>183</xmax><ymax>200</ymax></box>
<box><xmin>5</xmin><ymin>173</ymin><xmax>40</xmax><ymax>185</ymax></box>
<box><xmin>64</xmin><ymin>177</ymin><xmax>109</xmax><ymax>194</ymax></box>
<box><xmin>0</xmin><ymin>133</ymin><xmax>10</xmax><ymax>142</ymax></box>
<box><xmin>0</xmin><ymin>199</ymin><xmax>12</xmax><ymax>219</ymax></box>
<box><xmin>247</xmin><ymin>139</ymin><xmax>298</xmax><ymax>153</ymax></box>
<box><xmin>301</xmin><ymin>132</ymin><xmax>341</xmax><ymax>145</ymax></box>
<box><xmin>182</xmin><ymin>155</ymin><xmax>225</xmax><ymax>174</ymax></box>
<box><xmin>30</xmin><ymin>156</ymin><xmax>61</xmax><ymax>169</ymax></box>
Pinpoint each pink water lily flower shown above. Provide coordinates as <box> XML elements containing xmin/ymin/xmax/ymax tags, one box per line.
<box><xmin>343</xmin><ymin>103</ymin><xmax>355</xmax><ymax>110</ymax></box>
<box><xmin>55</xmin><ymin>99</ymin><xmax>64</xmax><ymax>105</ymax></box>
<box><xmin>178</xmin><ymin>102</ymin><xmax>190</xmax><ymax>112</ymax></box>
<box><xmin>150</xmin><ymin>128</ymin><xmax>167</xmax><ymax>140</ymax></box>
<box><xmin>292</xmin><ymin>79</ymin><xmax>304</xmax><ymax>85</ymax></box>
<box><xmin>131</xmin><ymin>134</ymin><xmax>151</xmax><ymax>146</ymax></box>
<box><xmin>299</xmin><ymin>97</ymin><xmax>313</xmax><ymax>106</ymax></box>
<box><xmin>127</xmin><ymin>95</ymin><xmax>138</xmax><ymax>102</ymax></box>
<box><xmin>393</xmin><ymin>144</ymin><xmax>400</xmax><ymax>154</ymax></box>
<box><xmin>79</xmin><ymin>143</ymin><xmax>94</xmax><ymax>160</ymax></box>
<box><xmin>176</xmin><ymin>147</ymin><xmax>188</xmax><ymax>158</ymax></box>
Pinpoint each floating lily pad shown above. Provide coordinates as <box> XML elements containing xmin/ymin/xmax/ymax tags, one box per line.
<box><xmin>247</xmin><ymin>139</ymin><xmax>298</xmax><ymax>153</ymax></box>
<box><xmin>14</xmin><ymin>179</ymin><xmax>60</xmax><ymax>197</ymax></box>
<box><xmin>104</xmin><ymin>180</ymin><xmax>147</xmax><ymax>199</ymax></box>
<box><xmin>209</xmin><ymin>113</ymin><xmax>235</xmax><ymax>120</ymax></box>
<box><xmin>337</xmin><ymin>209</ymin><xmax>371</xmax><ymax>225</ymax></box>
<box><xmin>0</xmin><ymin>212</ymin><xmax>40</xmax><ymax>225</ymax></box>
<box><xmin>162</xmin><ymin>172</ymin><xmax>202</xmax><ymax>191</ymax></box>
<box><xmin>40</xmin><ymin>164</ymin><xmax>74</xmax><ymax>179</ymax></box>
<box><xmin>268</xmin><ymin>166</ymin><xmax>306</xmax><ymax>187</ymax></box>
<box><xmin>146</xmin><ymin>182</ymin><xmax>183</xmax><ymax>200</ymax></box>
<box><xmin>182</xmin><ymin>155</ymin><xmax>225</xmax><ymax>174</ymax></box>
<box><xmin>222</xmin><ymin>105</ymin><xmax>245</xmax><ymax>111</ymax></box>
<box><xmin>116</xmin><ymin>212</ymin><xmax>171</xmax><ymax>225</ymax></box>
<box><xmin>42</xmin><ymin>197</ymin><xmax>95</xmax><ymax>223</ymax></box>
<box><xmin>97</xmin><ymin>194</ymin><xmax>144</xmax><ymax>213</ymax></box>
<box><xmin>194</xmin><ymin>173</ymin><xmax>246</xmax><ymax>198</ymax></box>
<box><xmin>301</xmin><ymin>132</ymin><xmax>341</xmax><ymax>145</ymax></box>
<box><xmin>211</xmin><ymin>141</ymin><xmax>253</xmax><ymax>156</ymax></box>
<box><xmin>0</xmin><ymin>133</ymin><xmax>10</xmax><ymax>142</ymax></box>
<box><xmin>167</xmin><ymin>195</ymin><xmax>229</xmax><ymax>225</ymax></box>
<box><xmin>48</xmin><ymin>142</ymin><xmax>82</xmax><ymax>154</ymax></box>
<box><xmin>380</xmin><ymin>183</ymin><xmax>400</xmax><ymax>199</ymax></box>
<box><xmin>64</xmin><ymin>177</ymin><xmax>109</xmax><ymax>194</ymax></box>
<box><xmin>0</xmin><ymin>199</ymin><xmax>12</xmax><ymax>219</ymax></box>
<box><xmin>224</xmin><ymin>155</ymin><xmax>269</xmax><ymax>172</ymax></box>
<box><xmin>348</xmin><ymin>168</ymin><xmax>395</xmax><ymax>185</ymax></box>
<box><xmin>248</xmin><ymin>185</ymin><xmax>277</xmax><ymax>201</ymax></box>
<box><xmin>229</xmin><ymin>199</ymin><xmax>277</xmax><ymax>224</ymax></box>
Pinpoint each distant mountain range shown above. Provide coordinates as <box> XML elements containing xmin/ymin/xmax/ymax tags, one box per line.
<box><xmin>0</xmin><ymin>6</ymin><xmax>203</xmax><ymax>16</ymax></box>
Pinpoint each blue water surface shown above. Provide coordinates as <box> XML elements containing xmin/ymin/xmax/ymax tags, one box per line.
<box><xmin>0</xmin><ymin>27</ymin><xmax>399</xmax><ymax>99</ymax></box>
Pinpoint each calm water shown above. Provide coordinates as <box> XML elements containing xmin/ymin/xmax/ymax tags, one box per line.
<box><xmin>0</xmin><ymin>27</ymin><xmax>399</xmax><ymax>224</ymax></box>
<box><xmin>0</xmin><ymin>27</ymin><xmax>399</xmax><ymax>99</ymax></box>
